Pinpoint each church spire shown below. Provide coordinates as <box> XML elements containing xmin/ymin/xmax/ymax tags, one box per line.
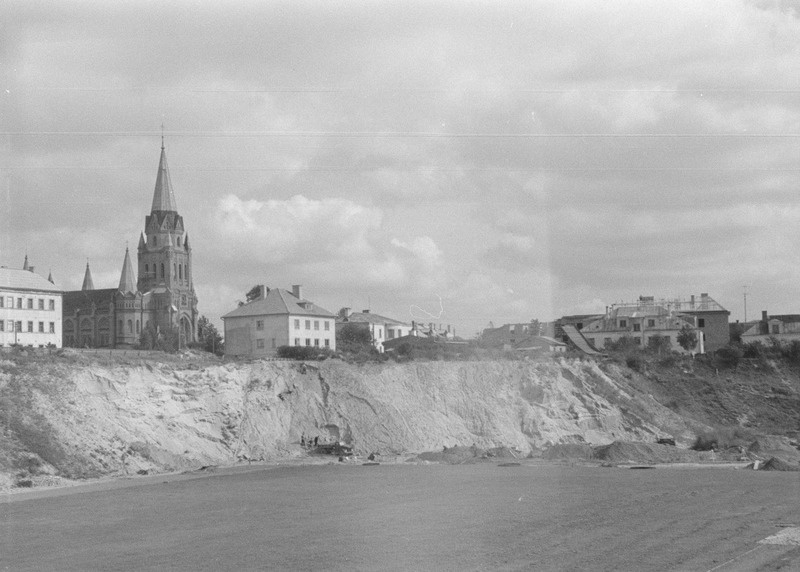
<box><xmin>81</xmin><ymin>261</ymin><xmax>95</xmax><ymax>291</ymax></box>
<box><xmin>118</xmin><ymin>247</ymin><xmax>136</xmax><ymax>294</ymax></box>
<box><xmin>151</xmin><ymin>143</ymin><xmax>178</xmax><ymax>213</ymax></box>
<box><xmin>48</xmin><ymin>269</ymin><xmax>54</xmax><ymax>284</ymax></box>
<box><xmin>22</xmin><ymin>254</ymin><xmax>30</xmax><ymax>271</ymax></box>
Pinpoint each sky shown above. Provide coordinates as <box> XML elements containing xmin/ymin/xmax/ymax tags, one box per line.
<box><xmin>3</xmin><ymin>0</ymin><xmax>800</xmax><ymax>337</ymax></box>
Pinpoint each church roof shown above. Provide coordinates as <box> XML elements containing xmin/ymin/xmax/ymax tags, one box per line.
<box><xmin>63</xmin><ymin>288</ymin><xmax>117</xmax><ymax>315</ymax></box>
<box><xmin>81</xmin><ymin>262</ymin><xmax>95</xmax><ymax>291</ymax></box>
<box><xmin>0</xmin><ymin>267</ymin><xmax>61</xmax><ymax>293</ymax></box>
<box><xmin>118</xmin><ymin>248</ymin><xmax>136</xmax><ymax>294</ymax></box>
<box><xmin>151</xmin><ymin>144</ymin><xmax>178</xmax><ymax>213</ymax></box>
<box><xmin>222</xmin><ymin>288</ymin><xmax>335</xmax><ymax>319</ymax></box>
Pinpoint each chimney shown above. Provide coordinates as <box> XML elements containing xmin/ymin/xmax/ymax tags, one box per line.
<box><xmin>260</xmin><ymin>285</ymin><xmax>269</xmax><ymax>300</ymax></box>
<box><xmin>362</xmin><ymin>309</ymin><xmax>370</xmax><ymax>314</ymax></box>
<box><xmin>762</xmin><ymin>310</ymin><xmax>768</xmax><ymax>322</ymax></box>
<box><xmin>340</xmin><ymin>307</ymin><xmax>352</xmax><ymax>318</ymax></box>
<box><xmin>292</xmin><ymin>285</ymin><xmax>303</xmax><ymax>299</ymax></box>
<box><xmin>690</xmin><ymin>295</ymin><xmax>695</xmax><ymax>307</ymax></box>
<box><xmin>701</xmin><ymin>293</ymin><xmax>708</xmax><ymax>299</ymax></box>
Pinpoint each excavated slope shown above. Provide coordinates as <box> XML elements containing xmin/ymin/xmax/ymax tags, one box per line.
<box><xmin>0</xmin><ymin>356</ymin><xmax>699</xmax><ymax>483</ymax></box>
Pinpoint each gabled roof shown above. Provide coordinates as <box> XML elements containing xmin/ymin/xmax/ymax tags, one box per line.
<box><xmin>338</xmin><ymin>311</ymin><xmax>410</xmax><ymax>327</ymax></box>
<box><xmin>222</xmin><ymin>288</ymin><xmax>335</xmax><ymax>319</ymax></box>
<box><xmin>151</xmin><ymin>145</ymin><xmax>178</xmax><ymax>213</ymax></box>
<box><xmin>0</xmin><ymin>268</ymin><xmax>62</xmax><ymax>292</ymax></box>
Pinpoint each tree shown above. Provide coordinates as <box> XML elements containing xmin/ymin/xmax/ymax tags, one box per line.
<box><xmin>237</xmin><ymin>285</ymin><xmax>265</xmax><ymax>307</ymax></box>
<box><xmin>677</xmin><ymin>326</ymin><xmax>698</xmax><ymax>352</ymax></box>
<box><xmin>197</xmin><ymin>315</ymin><xmax>224</xmax><ymax>355</ymax></box>
<box><xmin>139</xmin><ymin>323</ymin><xmax>179</xmax><ymax>353</ymax></box>
<box><xmin>647</xmin><ymin>334</ymin><xmax>671</xmax><ymax>355</ymax></box>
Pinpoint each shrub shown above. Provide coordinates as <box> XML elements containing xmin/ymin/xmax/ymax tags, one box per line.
<box><xmin>715</xmin><ymin>345</ymin><xmax>743</xmax><ymax>369</ymax></box>
<box><xmin>277</xmin><ymin>346</ymin><xmax>333</xmax><ymax>361</ymax></box>
<box><xmin>625</xmin><ymin>354</ymin><xmax>644</xmax><ymax>372</ymax></box>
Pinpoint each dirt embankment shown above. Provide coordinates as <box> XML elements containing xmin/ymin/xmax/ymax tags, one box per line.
<box><xmin>1</xmin><ymin>351</ymin><xmax>799</xmax><ymax>488</ymax></box>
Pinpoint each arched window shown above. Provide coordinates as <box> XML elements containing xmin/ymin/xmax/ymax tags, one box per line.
<box><xmin>136</xmin><ymin>320</ymin><xmax>140</xmax><ymax>333</ymax></box>
<box><xmin>127</xmin><ymin>320</ymin><xmax>133</xmax><ymax>333</ymax></box>
<box><xmin>153</xmin><ymin>236</ymin><xmax>157</xmax><ymax>246</ymax></box>
<box><xmin>179</xmin><ymin>264</ymin><xmax>182</xmax><ymax>279</ymax></box>
<box><xmin>160</xmin><ymin>263</ymin><xmax>165</xmax><ymax>278</ymax></box>
<box><xmin>145</xmin><ymin>264</ymin><xmax>149</xmax><ymax>276</ymax></box>
<box><xmin>177</xmin><ymin>236</ymin><xmax>182</xmax><ymax>247</ymax></box>
<box><xmin>118</xmin><ymin>320</ymin><xmax>123</xmax><ymax>332</ymax></box>
<box><xmin>173</xmin><ymin>262</ymin><xmax>177</xmax><ymax>276</ymax></box>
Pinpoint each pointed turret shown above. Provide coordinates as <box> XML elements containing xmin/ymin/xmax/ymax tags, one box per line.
<box><xmin>81</xmin><ymin>262</ymin><xmax>95</xmax><ymax>291</ymax></box>
<box><xmin>47</xmin><ymin>270</ymin><xmax>54</xmax><ymax>284</ymax></box>
<box><xmin>137</xmin><ymin>232</ymin><xmax>146</xmax><ymax>251</ymax></box>
<box><xmin>151</xmin><ymin>143</ymin><xmax>178</xmax><ymax>213</ymax></box>
<box><xmin>22</xmin><ymin>254</ymin><xmax>30</xmax><ymax>271</ymax></box>
<box><xmin>118</xmin><ymin>248</ymin><xmax>136</xmax><ymax>294</ymax></box>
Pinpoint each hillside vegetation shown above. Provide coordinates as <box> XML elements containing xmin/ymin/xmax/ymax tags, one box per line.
<box><xmin>1</xmin><ymin>348</ymin><xmax>799</xmax><ymax>488</ymax></box>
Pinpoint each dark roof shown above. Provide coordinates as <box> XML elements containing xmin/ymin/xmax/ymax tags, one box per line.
<box><xmin>64</xmin><ymin>288</ymin><xmax>117</xmax><ymax>314</ymax></box>
<box><xmin>222</xmin><ymin>288</ymin><xmax>334</xmax><ymax>319</ymax></box>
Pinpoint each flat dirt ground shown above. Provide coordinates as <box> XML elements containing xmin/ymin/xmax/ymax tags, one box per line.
<box><xmin>2</xmin><ymin>462</ymin><xmax>799</xmax><ymax>571</ymax></box>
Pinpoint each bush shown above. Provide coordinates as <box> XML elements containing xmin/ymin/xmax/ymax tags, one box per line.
<box><xmin>625</xmin><ymin>353</ymin><xmax>644</xmax><ymax>372</ymax></box>
<box><xmin>715</xmin><ymin>345</ymin><xmax>743</xmax><ymax>369</ymax></box>
<box><xmin>277</xmin><ymin>346</ymin><xmax>333</xmax><ymax>361</ymax></box>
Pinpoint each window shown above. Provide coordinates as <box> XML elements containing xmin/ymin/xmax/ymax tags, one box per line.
<box><xmin>698</xmin><ymin>318</ymin><xmax>705</xmax><ymax>328</ymax></box>
<box><xmin>38</xmin><ymin>322</ymin><xmax>44</xmax><ymax>333</ymax></box>
<box><xmin>38</xmin><ymin>299</ymin><xmax>44</xmax><ymax>310</ymax></box>
<box><xmin>49</xmin><ymin>322</ymin><xmax>55</xmax><ymax>333</ymax></box>
<box><xmin>633</xmin><ymin>324</ymin><xmax>641</xmax><ymax>332</ymax></box>
<box><xmin>314</xmin><ymin>339</ymin><xmax>320</xmax><ymax>347</ymax></box>
<box><xmin>576</xmin><ymin>322</ymin><xmax>583</xmax><ymax>330</ymax></box>
<box><xmin>324</xmin><ymin>321</ymin><xmax>330</xmax><ymax>331</ymax></box>
<box><xmin>647</xmin><ymin>319</ymin><xmax>655</xmax><ymax>327</ymax></box>
<box><xmin>314</xmin><ymin>320</ymin><xmax>319</xmax><ymax>330</ymax></box>
<box><xmin>49</xmin><ymin>299</ymin><xmax>55</xmax><ymax>310</ymax></box>
<box><xmin>256</xmin><ymin>320</ymin><xmax>264</xmax><ymax>331</ymax></box>
<box><xmin>0</xmin><ymin>321</ymin><xmax>3</xmax><ymax>331</ymax></box>
<box><xmin>256</xmin><ymin>339</ymin><xmax>265</xmax><ymax>349</ymax></box>
<box><xmin>145</xmin><ymin>264</ymin><xmax>149</xmax><ymax>276</ymax></box>
<box><xmin>127</xmin><ymin>320</ymin><xmax>133</xmax><ymax>333</ymax></box>
<box><xmin>294</xmin><ymin>319</ymin><xmax>300</xmax><ymax>329</ymax></box>
<box><xmin>27</xmin><ymin>321</ymin><xmax>33</xmax><ymax>332</ymax></box>
<box><xmin>136</xmin><ymin>320</ymin><xmax>140</xmax><ymax>333</ymax></box>
<box><xmin>305</xmin><ymin>320</ymin><xmax>311</xmax><ymax>329</ymax></box>
<box><xmin>15</xmin><ymin>321</ymin><xmax>21</xmax><ymax>333</ymax></box>
<box><xmin>294</xmin><ymin>337</ymin><xmax>300</xmax><ymax>346</ymax></box>
<box><xmin>388</xmin><ymin>329</ymin><xmax>395</xmax><ymax>339</ymax></box>
<box><xmin>324</xmin><ymin>339</ymin><xmax>330</xmax><ymax>347</ymax></box>
<box><xmin>7</xmin><ymin>297</ymin><xmax>12</xmax><ymax>307</ymax></box>
<box><xmin>619</xmin><ymin>320</ymin><xmax>627</xmax><ymax>328</ymax></box>
<box><xmin>179</xmin><ymin>265</ymin><xmax>182</xmax><ymax>279</ymax></box>
<box><xmin>604</xmin><ymin>337</ymin><xmax>612</xmax><ymax>346</ymax></box>
<box><xmin>772</xmin><ymin>324</ymin><xmax>780</xmax><ymax>334</ymax></box>
<box><xmin>17</xmin><ymin>298</ymin><xmax>22</xmax><ymax>308</ymax></box>
<box><xmin>27</xmin><ymin>299</ymin><xmax>33</xmax><ymax>309</ymax></box>
<box><xmin>305</xmin><ymin>338</ymin><xmax>311</xmax><ymax>346</ymax></box>
<box><xmin>0</xmin><ymin>297</ymin><xmax>3</xmax><ymax>308</ymax></box>
<box><xmin>160</xmin><ymin>263</ymin><xmax>165</xmax><ymax>278</ymax></box>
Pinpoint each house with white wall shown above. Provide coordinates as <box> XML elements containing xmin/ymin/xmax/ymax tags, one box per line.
<box><xmin>335</xmin><ymin>308</ymin><xmax>412</xmax><ymax>352</ymax></box>
<box><xmin>222</xmin><ymin>285</ymin><xmax>336</xmax><ymax>357</ymax></box>
<box><xmin>1</xmin><ymin>263</ymin><xmax>63</xmax><ymax>348</ymax></box>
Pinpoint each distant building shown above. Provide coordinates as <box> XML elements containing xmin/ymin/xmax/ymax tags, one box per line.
<box><xmin>580</xmin><ymin>299</ymin><xmax>701</xmax><ymax>354</ymax></box>
<box><xmin>0</xmin><ymin>258</ymin><xmax>62</xmax><ymax>347</ymax></box>
<box><xmin>222</xmin><ymin>285</ymin><xmax>336</xmax><ymax>357</ymax></box>
<box><xmin>62</xmin><ymin>142</ymin><xmax>199</xmax><ymax>348</ymax></box>
<box><xmin>480</xmin><ymin>321</ymin><xmax>544</xmax><ymax>348</ymax></box>
<box><xmin>335</xmin><ymin>308</ymin><xmax>412</xmax><ymax>352</ymax></box>
<box><xmin>555</xmin><ymin>314</ymin><xmax>605</xmax><ymax>345</ymax></box>
<box><xmin>741</xmin><ymin>311</ymin><xmax>800</xmax><ymax>344</ymax></box>
<box><xmin>667</xmin><ymin>293</ymin><xmax>730</xmax><ymax>351</ymax></box>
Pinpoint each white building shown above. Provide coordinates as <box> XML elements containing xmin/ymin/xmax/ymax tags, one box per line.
<box><xmin>335</xmin><ymin>308</ymin><xmax>413</xmax><ymax>352</ymax></box>
<box><xmin>0</xmin><ymin>264</ymin><xmax>63</xmax><ymax>348</ymax></box>
<box><xmin>222</xmin><ymin>285</ymin><xmax>336</xmax><ymax>357</ymax></box>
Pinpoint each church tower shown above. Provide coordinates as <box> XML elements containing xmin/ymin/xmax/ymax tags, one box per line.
<box><xmin>137</xmin><ymin>140</ymin><xmax>198</xmax><ymax>342</ymax></box>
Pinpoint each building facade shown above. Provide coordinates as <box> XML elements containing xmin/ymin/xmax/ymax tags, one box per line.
<box><xmin>63</xmin><ymin>142</ymin><xmax>198</xmax><ymax>348</ymax></box>
<box><xmin>222</xmin><ymin>285</ymin><xmax>336</xmax><ymax>357</ymax></box>
<box><xmin>580</xmin><ymin>296</ymin><xmax>703</xmax><ymax>354</ymax></box>
<box><xmin>0</xmin><ymin>263</ymin><xmax>62</xmax><ymax>348</ymax></box>
<box><xmin>335</xmin><ymin>308</ymin><xmax>412</xmax><ymax>352</ymax></box>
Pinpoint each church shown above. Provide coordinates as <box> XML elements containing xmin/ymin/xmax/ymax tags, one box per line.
<box><xmin>62</xmin><ymin>142</ymin><xmax>199</xmax><ymax>348</ymax></box>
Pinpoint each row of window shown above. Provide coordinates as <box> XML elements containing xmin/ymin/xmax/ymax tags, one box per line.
<box><xmin>587</xmin><ymin>336</ymin><xmax>673</xmax><ymax>347</ymax></box>
<box><xmin>290</xmin><ymin>319</ymin><xmax>331</xmax><ymax>331</ymax></box>
<box><xmin>293</xmin><ymin>338</ymin><xmax>331</xmax><ymax>348</ymax></box>
<box><xmin>0</xmin><ymin>320</ymin><xmax>56</xmax><ymax>333</ymax></box>
<box><xmin>0</xmin><ymin>296</ymin><xmax>57</xmax><ymax>311</ymax></box>
<box><xmin>143</xmin><ymin>262</ymin><xmax>189</xmax><ymax>282</ymax></box>
<box><xmin>617</xmin><ymin>318</ymin><xmax>705</xmax><ymax>330</ymax></box>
